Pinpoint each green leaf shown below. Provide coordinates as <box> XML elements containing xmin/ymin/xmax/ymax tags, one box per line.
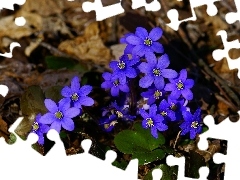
<box><xmin>20</xmin><ymin>85</ymin><xmax>47</xmax><ymax>116</ymax></box>
<box><xmin>7</xmin><ymin>133</ymin><xmax>17</xmax><ymax>144</ymax></box>
<box><xmin>132</xmin><ymin>149</ymin><xmax>165</xmax><ymax>165</ymax></box>
<box><xmin>114</xmin><ymin>123</ymin><xmax>166</xmax><ymax>165</ymax></box>
<box><xmin>45</xmin><ymin>56</ymin><xmax>87</xmax><ymax>73</ymax></box>
<box><xmin>144</xmin><ymin>164</ymin><xmax>177</xmax><ymax>180</ymax></box>
<box><xmin>185</xmin><ymin>151</ymin><xmax>206</xmax><ymax>178</ymax></box>
<box><xmin>44</xmin><ymin>85</ymin><xmax>64</xmax><ymax>102</ymax></box>
<box><xmin>112</xmin><ymin>160</ymin><xmax>128</xmax><ymax>170</ymax></box>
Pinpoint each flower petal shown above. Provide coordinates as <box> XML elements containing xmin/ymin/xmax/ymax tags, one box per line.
<box><xmin>59</xmin><ymin>98</ymin><xmax>71</xmax><ymax>113</ymax></box>
<box><xmin>132</xmin><ymin>45</ymin><xmax>145</xmax><ymax>57</ymax></box>
<box><xmin>39</xmin><ymin>113</ymin><xmax>55</xmax><ymax>124</ymax></box>
<box><xmin>101</xmin><ymin>81</ymin><xmax>113</xmax><ymax>89</ymax></box>
<box><xmin>139</xmin><ymin>75</ymin><xmax>154</xmax><ymax>88</ymax></box>
<box><xmin>164</xmin><ymin>83</ymin><xmax>176</xmax><ymax>91</ymax></box>
<box><xmin>79</xmin><ymin>85</ymin><xmax>92</xmax><ymax>96</ymax></box>
<box><xmin>124</xmin><ymin>44</ymin><xmax>134</xmax><ymax>54</ymax></box>
<box><xmin>44</xmin><ymin>99</ymin><xmax>58</xmax><ymax>113</ymax></box>
<box><xmin>151</xmin><ymin>126</ymin><xmax>158</xmax><ymax>138</ymax></box>
<box><xmin>109</xmin><ymin>61</ymin><xmax>118</xmax><ymax>71</ymax></box>
<box><xmin>79</xmin><ymin>96</ymin><xmax>94</xmax><ymax>106</ymax></box>
<box><xmin>157</xmin><ymin>54</ymin><xmax>170</xmax><ymax>69</ymax></box>
<box><xmin>161</xmin><ymin>69</ymin><xmax>178</xmax><ymax>79</ymax></box>
<box><xmin>135</xmin><ymin>27</ymin><xmax>148</xmax><ymax>40</ymax></box>
<box><xmin>119</xmin><ymin>84</ymin><xmax>129</xmax><ymax>92</ymax></box>
<box><xmin>154</xmin><ymin>76</ymin><xmax>164</xmax><ymax>90</ymax></box>
<box><xmin>170</xmin><ymin>89</ymin><xmax>181</xmax><ymax>99</ymax></box>
<box><xmin>184</xmin><ymin>79</ymin><xmax>194</xmax><ymax>88</ymax></box>
<box><xmin>61</xmin><ymin>117</ymin><xmax>75</xmax><ymax>131</ymax></box>
<box><xmin>71</xmin><ymin>76</ymin><xmax>81</xmax><ymax>92</ymax></box>
<box><xmin>149</xmin><ymin>104</ymin><xmax>157</xmax><ymax>117</ymax></box>
<box><xmin>102</xmin><ymin>72</ymin><xmax>112</xmax><ymax>80</ymax></box>
<box><xmin>151</xmin><ymin>42</ymin><xmax>164</xmax><ymax>53</ymax></box>
<box><xmin>111</xmin><ymin>86</ymin><xmax>119</xmax><ymax>96</ymax></box>
<box><xmin>182</xmin><ymin>89</ymin><xmax>193</xmax><ymax>100</ymax></box>
<box><xmin>178</xmin><ymin>69</ymin><xmax>187</xmax><ymax>81</ymax></box>
<box><xmin>64</xmin><ymin>107</ymin><xmax>80</xmax><ymax>118</ymax></box>
<box><xmin>138</xmin><ymin>62</ymin><xmax>152</xmax><ymax>74</ymax></box>
<box><xmin>142</xmin><ymin>119</ymin><xmax>148</xmax><ymax>129</ymax></box>
<box><xmin>139</xmin><ymin>108</ymin><xmax>149</xmax><ymax>119</ymax></box>
<box><xmin>126</xmin><ymin>67</ymin><xmax>137</xmax><ymax>78</ymax></box>
<box><xmin>149</xmin><ymin>27</ymin><xmax>163</xmax><ymax>41</ymax></box>
<box><xmin>50</xmin><ymin>121</ymin><xmax>62</xmax><ymax>133</ymax></box>
<box><xmin>61</xmin><ymin>86</ymin><xmax>72</xmax><ymax>98</ymax></box>
<box><xmin>126</xmin><ymin>35</ymin><xmax>142</xmax><ymax>45</ymax></box>
<box><xmin>40</xmin><ymin>124</ymin><xmax>50</xmax><ymax>133</ymax></box>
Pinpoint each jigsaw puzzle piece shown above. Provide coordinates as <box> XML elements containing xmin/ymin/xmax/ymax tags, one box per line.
<box><xmin>225</xmin><ymin>0</ymin><xmax>240</xmax><ymax>24</ymax></box>
<box><xmin>167</xmin><ymin>0</ymin><xmax>220</xmax><ymax>30</ymax></box>
<box><xmin>82</xmin><ymin>0</ymin><xmax>124</xmax><ymax>21</ymax></box>
<box><xmin>198</xmin><ymin>111</ymin><xmax>240</xmax><ymax>180</ymax></box>
<box><xmin>152</xmin><ymin>169</ymin><xmax>163</xmax><ymax>180</ymax></box>
<box><xmin>212</xmin><ymin>30</ymin><xmax>240</xmax><ymax>78</ymax></box>
<box><xmin>0</xmin><ymin>85</ymin><xmax>9</xmax><ymax>97</ymax></box>
<box><xmin>166</xmin><ymin>155</ymin><xmax>209</xmax><ymax>180</ymax></box>
<box><xmin>66</xmin><ymin>139</ymin><xmax>139</xmax><ymax>180</ymax></box>
<box><xmin>131</xmin><ymin>0</ymin><xmax>161</xmax><ymax>11</ymax></box>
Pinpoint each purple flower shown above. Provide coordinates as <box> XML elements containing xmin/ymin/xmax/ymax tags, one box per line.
<box><xmin>158</xmin><ymin>99</ymin><xmax>176</xmax><ymax>121</ymax></box>
<box><xmin>30</xmin><ymin>113</ymin><xmax>50</xmax><ymax>145</ymax></box>
<box><xmin>139</xmin><ymin>104</ymin><xmax>168</xmax><ymax>138</ymax></box>
<box><xmin>120</xmin><ymin>33</ymin><xmax>135</xmax><ymax>54</ymax></box>
<box><xmin>101</xmin><ymin>72</ymin><xmax>129</xmax><ymax>96</ymax></box>
<box><xmin>61</xmin><ymin>76</ymin><xmax>94</xmax><ymax>111</ymax></box>
<box><xmin>180</xmin><ymin>108</ymin><xmax>202</xmax><ymax>139</ymax></box>
<box><xmin>167</xmin><ymin>96</ymin><xmax>187</xmax><ymax>121</ymax></box>
<box><xmin>164</xmin><ymin>69</ymin><xmax>194</xmax><ymax>100</ymax></box>
<box><xmin>138</xmin><ymin>54</ymin><xmax>178</xmax><ymax>89</ymax></box>
<box><xmin>39</xmin><ymin>98</ymin><xmax>80</xmax><ymax>133</ymax></box>
<box><xmin>141</xmin><ymin>86</ymin><xmax>165</xmax><ymax>105</ymax></box>
<box><xmin>99</xmin><ymin>114</ymin><xmax>118</xmax><ymax>132</ymax></box>
<box><xmin>110</xmin><ymin>101</ymin><xmax>135</xmax><ymax>121</ymax></box>
<box><xmin>126</xmin><ymin>27</ymin><xmax>164</xmax><ymax>57</ymax></box>
<box><xmin>109</xmin><ymin>55</ymin><xmax>137</xmax><ymax>83</ymax></box>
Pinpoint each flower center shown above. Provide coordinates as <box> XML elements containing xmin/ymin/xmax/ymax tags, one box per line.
<box><xmin>154</xmin><ymin>90</ymin><xmax>162</xmax><ymax>99</ymax></box>
<box><xmin>55</xmin><ymin>111</ymin><xmax>63</xmax><ymax>119</ymax></box>
<box><xmin>71</xmin><ymin>93</ymin><xmax>79</xmax><ymax>101</ymax></box>
<box><xmin>176</xmin><ymin>80</ymin><xmax>184</xmax><ymax>90</ymax></box>
<box><xmin>146</xmin><ymin>117</ymin><xmax>154</xmax><ymax>127</ymax></box>
<box><xmin>116</xmin><ymin>111</ymin><xmax>123</xmax><ymax>118</ymax></box>
<box><xmin>32</xmin><ymin>122</ymin><xmax>39</xmax><ymax>131</ymax></box>
<box><xmin>153</xmin><ymin>68</ymin><xmax>161</xmax><ymax>76</ymax></box>
<box><xmin>117</xmin><ymin>61</ymin><xmax>126</xmax><ymax>69</ymax></box>
<box><xmin>160</xmin><ymin>111</ymin><xmax>167</xmax><ymax>116</ymax></box>
<box><xmin>170</xmin><ymin>103</ymin><xmax>177</xmax><ymax>111</ymax></box>
<box><xmin>104</xmin><ymin>120</ymin><xmax>118</xmax><ymax>130</ymax></box>
<box><xmin>191</xmin><ymin>121</ymin><xmax>199</xmax><ymax>129</ymax></box>
<box><xmin>113</xmin><ymin>79</ymin><xmax>120</xmax><ymax>87</ymax></box>
<box><xmin>144</xmin><ymin>37</ymin><xmax>152</xmax><ymax>46</ymax></box>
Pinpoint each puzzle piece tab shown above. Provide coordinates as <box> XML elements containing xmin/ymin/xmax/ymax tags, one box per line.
<box><xmin>212</xmin><ymin>30</ymin><xmax>240</xmax><ymax>78</ymax></box>
<box><xmin>166</xmin><ymin>155</ymin><xmax>209</xmax><ymax>180</ymax></box>
<box><xmin>198</xmin><ymin>112</ymin><xmax>240</xmax><ymax>180</ymax></box>
<box><xmin>167</xmin><ymin>0</ymin><xmax>220</xmax><ymax>30</ymax></box>
<box><xmin>225</xmin><ymin>0</ymin><xmax>240</xmax><ymax>24</ymax></box>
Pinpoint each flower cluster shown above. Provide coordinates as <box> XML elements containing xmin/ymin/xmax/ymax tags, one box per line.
<box><xmin>101</xmin><ymin>27</ymin><xmax>202</xmax><ymax>139</ymax></box>
<box><xmin>30</xmin><ymin>76</ymin><xmax>94</xmax><ymax>144</ymax></box>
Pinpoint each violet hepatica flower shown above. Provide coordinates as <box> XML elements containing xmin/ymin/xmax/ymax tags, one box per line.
<box><xmin>61</xmin><ymin>76</ymin><xmax>94</xmax><ymax>111</ymax></box>
<box><xmin>164</xmin><ymin>69</ymin><xmax>194</xmax><ymax>100</ymax></box>
<box><xmin>109</xmin><ymin>55</ymin><xmax>137</xmax><ymax>83</ymax></box>
<box><xmin>139</xmin><ymin>104</ymin><xmax>168</xmax><ymax>138</ymax></box>
<box><xmin>158</xmin><ymin>99</ymin><xmax>176</xmax><ymax>121</ymax></box>
<box><xmin>167</xmin><ymin>96</ymin><xmax>188</xmax><ymax>121</ymax></box>
<box><xmin>99</xmin><ymin>114</ymin><xmax>118</xmax><ymax>132</ymax></box>
<box><xmin>30</xmin><ymin>113</ymin><xmax>50</xmax><ymax>145</ymax></box>
<box><xmin>101</xmin><ymin>72</ymin><xmax>129</xmax><ymax>96</ymax></box>
<box><xmin>39</xmin><ymin>98</ymin><xmax>80</xmax><ymax>133</ymax></box>
<box><xmin>120</xmin><ymin>32</ymin><xmax>135</xmax><ymax>55</ymax></box>
<box><xmin>110</xmin><ymin>101</ymin><xmax>136</xmax><ymax>121</ymax></box>
<box><xmin>138</xmin><ymin>54</ymin><xmax>178</xmax><ymax>89</ymax></box>
<box><xmin>126</xmin><ymin>27</ymin><xmax>164</xmax><ymax>57</ymax></box>
<box><xmin>180</xmin><ymin>108</ymin><xmax>202</xmax><ymax>139</ymax></box>
<box><xmin>141</xmin><ymin>86</ymin><xmax>165</xmax><ymax>105</ymax></box>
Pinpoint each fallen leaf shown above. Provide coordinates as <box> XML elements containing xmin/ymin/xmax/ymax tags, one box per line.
<box><xmin>58</xmin><ymin>22</ymin><xmax>111</xmax><ymax>66</ymax></box>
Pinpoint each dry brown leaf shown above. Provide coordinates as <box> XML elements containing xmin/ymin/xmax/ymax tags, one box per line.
<box><xmin>20</xmin><ymin>0</ymin><xmax>62</xmax><ymax>17</ymax></box>
<box><xmin>0</xmin><ymin>116</ymin><xmax>10</xmax><ymax>140</ymax></box>
<box><xmin>110</xmin><ymin>44</ymin><xmax>126</xmax><ymax>60</ymax></box>
<box><xmin>58</xmin><ymin>22</ymin><xmax>111</xmax><ymax>66</ymax></box>
<box><xmin>0</xmin><ymin>11</ymin><xmax>42</xmax><ymax>41</ymax></box>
